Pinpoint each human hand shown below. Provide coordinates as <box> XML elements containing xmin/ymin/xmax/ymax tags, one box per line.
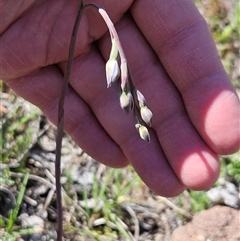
<box><xmin>1</xmin><ymin>0</ymin><xmax>239</xmax><ymax>197</ymax></box>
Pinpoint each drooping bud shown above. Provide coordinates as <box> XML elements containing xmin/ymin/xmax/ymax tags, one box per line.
<box><xmin>120</xmin><ymin>60</ymin><xmax>128</xmax><ymax>91</ymax></box>
<box><xmin>120</xmin><ymin>91</ymin><xmax>134</xmax><ymax>113</ymax></box>
<box><xmin>135</xmin><ymin>124</ymin><xmax>150</xmax><ymax>143</ymax></box>
<box><xmin>105</xmin><ymin>38</ymin><xmax>120</xmax><ymax>88</ymax></box>
<box><xmin>136</xmin><ymin>90</ymin><xmax>146</xmax><ymax>106</ymax></box>
<box><xmin>140</xmin><ymin>106</ymin><xmax>153</xmax><ymax>127</ymax></box>
<box><xmin>106</xmin><ymin>59</ymin><xmax>120</xmax><ymax>88</ymax></box>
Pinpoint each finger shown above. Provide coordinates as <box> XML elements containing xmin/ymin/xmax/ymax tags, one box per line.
<box><xmin>1</xmin><ymin>0</ymin><xmax>132</xmax><ymax>80</ymax></box>
<box><xmin>97</xmin><ymin>15</ymin><xmax>220</xmax><ymax>190</ymax></box>
<box><xmin>59</xmin><ymin>44</ymin><xmax>185</xmax><ymax>197</ymax></box>
<box><xmin>5</xmin><ymin>66</ymin><xmax>129</xmax><ymax>168</ymax></box>
<box><xmin>1</xmin><ymin>0</ymin><xmax>36</xmax><ymax>34</ymax></box>
<box><xmin>131</xmin><ymin>0</ymin><xmax>240</xmax><ymax>154</ymax></box>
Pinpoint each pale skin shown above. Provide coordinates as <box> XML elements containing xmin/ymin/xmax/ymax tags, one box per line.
<box><xmin>1</xmin><ymin>0</ymin><xmax>239</xmax><ymax>197</ymax></box>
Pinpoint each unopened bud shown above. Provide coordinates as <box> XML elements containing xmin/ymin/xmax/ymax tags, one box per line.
<box><xmin>120</xmin><ymin>91</ymin><xmax>134</xmax><ymax>113</ymax></box>
<box><xmin>106</xmin><ymin>59</ymin><xmax>120</xmax><ymax>88</ymax></box>
<box><xmin>120</xmin><ymin>61</ymin><xmax>128</xmax><ymax>90</ymax></box>
<box><xmin>135</xmin><ymin>124</ymin><xmax>150</xmax><ymax>143</ymax></box>
<box><xmin>140</xmin><ymin>106</ymin><xmax>153</xmax><ymax>127</ymax></box>
<box><xmin>136</xmin><ymin>90</ymin><xmax>146</xmax><ymax>105</ymax></box>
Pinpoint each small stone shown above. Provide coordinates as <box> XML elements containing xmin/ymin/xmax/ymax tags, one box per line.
<box><xmin>36</xmin><ymin>204</ymin><xmax>48</xmax><ymax>219</ymax></box>
<box><xmin>78</xmin><ymin>172</ymin><xmax>94</xmax><ymax>185</ymax></box>
<box><xmin>21</xmin><ymin>215</ymin><xmax>44</xmax><ymax>229</ymax></box>
<box><xmin>79</xmin><ymin>198</ymin><xmax>104</xmax><ymax>210</ymax></box>
<box><xmin>207</xmin><ymin>180</ymin><xmax>239</xmax><ymax>208</ymax></box>
<box><xmin>207</xmin><ymin>187</ymin><xmax>222</xmax><ymax>202</ymax></box>
<box><xmin>93</xmin><ymin>217</ymin><xmax>106</xmax><ymax>227</ymax></box>
<box><xmin>220</xmin><ymin>189</ymin><xmax>239</xmax><ymax>208</ymax></box>
<box><xmin>39</xmin><ymin>134</ymin><xmax>56</xmax><ymax>152</ymax></box>
<box><xmin>34</xmin><ymin>184</ymin><xmax>49</xmax><ymax>195</ymax></box>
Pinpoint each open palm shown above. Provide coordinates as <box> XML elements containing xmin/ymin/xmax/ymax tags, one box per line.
<box><xmin>1</xmin><ymin>0</ymin><xmax>239</xmax><ymax>196</ymax></box>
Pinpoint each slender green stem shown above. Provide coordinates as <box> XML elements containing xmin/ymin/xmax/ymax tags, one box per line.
<box><xmin>55</xmin><ymin>1</ymin><xmax>84</xmax><ymax>240</ymax></box>
<box><xmin>55</xmin><ymin>1</ymin><xmax>119</xmax><ymax>240</ymax></box>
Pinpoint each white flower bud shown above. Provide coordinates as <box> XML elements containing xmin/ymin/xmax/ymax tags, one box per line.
<box><xmin>106</xmin><ymin>59</ymin><xmax>120</xmax><ymax>88</ymax></box>
<box><xmin>140</xmin><ymin>106</ymin><xmax>153</xmax><ymax>127</ymax></box>
<box><xmin>120</xmin><ymin>91</ymin><xmax>134</xmax><ymax>113</ymax></box>
<box><xmin>136</xmin><ymin>90</ymin><xmax>146</xmax><ymax>105</ymax></box>
<box><xmin>135</xmin><ymin>124</ymin><xmax>150</xmax><ymax>143</ymax></box>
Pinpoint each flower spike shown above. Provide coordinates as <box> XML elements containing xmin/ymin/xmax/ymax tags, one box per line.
<box><xmin>98</xmin><ymin>6</ymin><xmax>153</xmax><ymax>143</ymax></box>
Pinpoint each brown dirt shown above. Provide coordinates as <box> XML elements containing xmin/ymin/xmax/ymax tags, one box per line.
<box><xmin>172</xmin><ymin>205</ymin><xmax>240</xmax><ymax>241</ymax></box>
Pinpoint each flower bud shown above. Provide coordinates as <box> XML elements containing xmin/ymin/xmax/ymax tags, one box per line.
<box><xmin>120</xmin><ymin>61</ymin><xmax>128</xmax><ymax>91</ymax></box>
<box><xmin>106</xmin><ymin>59</ymin><xmax>120</xmax><ymax>88</ymax></box>
<box><xmin>140</xmin><ymin>106</ymin><xmax>153</xmax><ymax>127</ymax></box>
<box><xmin>136</xmin><ymin>90</ymin><xmax>146</xmax><ymax>105</ymax></box>
<box><xmin>135</xmin><ymin>124</ymin><xmax>150</xmax><ymax>143</ymax></box>
<box><xmin>120</xmin><ymin>91</ymin><xmax>134</xmax><ymax>113</ymax></box>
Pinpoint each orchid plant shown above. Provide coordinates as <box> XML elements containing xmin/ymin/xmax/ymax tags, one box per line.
<box><xmin>55</xmin><ymin>1</ymin><xmax>153</xmax><ymax>240</ymax></box>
